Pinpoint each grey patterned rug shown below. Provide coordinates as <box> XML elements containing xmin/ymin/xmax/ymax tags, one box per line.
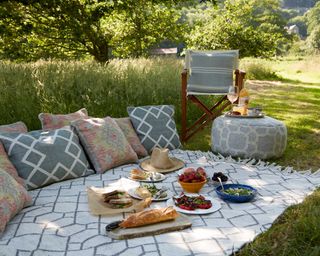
<box><xmin>1</xmin><ymin>150</ymin><xmax>319</xmax><ymax>256</ymax></box>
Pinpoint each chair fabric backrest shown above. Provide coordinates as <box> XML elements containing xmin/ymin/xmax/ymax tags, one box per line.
<box><xmin>185</xmin><ymin>50</ymin><xmax>239</xmax><ymax>95</ymax></box>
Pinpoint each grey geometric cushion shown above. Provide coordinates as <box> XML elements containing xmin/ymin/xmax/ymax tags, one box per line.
<box><xmin>0</xmin><ymin>126</ymin><xmax>90</xmax><ymax>190</ymax></box>
<box><xmin>127</xmin><ymin>105</ymin><xmax>181</xmax><ymax>153</ymax></box>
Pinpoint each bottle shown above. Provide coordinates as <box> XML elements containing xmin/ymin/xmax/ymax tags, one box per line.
<box><xmin>238</xmin><ymin>88</ymin><xmax>250</xmax><ymax>115</ymax></box>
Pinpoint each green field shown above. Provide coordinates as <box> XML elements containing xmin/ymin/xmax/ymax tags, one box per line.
<box><xmin>0</xmin><ymin>56</ymin><xmax>319</xmax><ymax>255</ymax></box>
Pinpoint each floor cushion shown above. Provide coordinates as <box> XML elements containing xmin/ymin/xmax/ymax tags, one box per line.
<box><xmin>0</xmin><ymin>168</ymin><xmax>31</xmax><ymax>233</ymax></box>
<box><xmin>127</xmin><ymin>105</ymin><xmax>181</xmax><ymax>153</ymax></box>
<box><xmin>71</xmin><ymin>117</ymin><xmax>138</xmax><ymax>173</ymax></box>
<box><xmin>0</xmin><ymin>126</ymin><xmax>90</xmax><ymax>190</ymax></box>
<box><xmin>39</xmin><ymin>108</ymin><xmax>88</xmax><ymax>130</ymax></box>
<box><xmin>114</xmin><ymin>117</ymin><xmax>148</xmax><ymax>157</ymax></box>
<box><xmin>212</xmin><ymin>116</ymin><xmax>287</xmax><ymax>159</ymax></box>
<box><xmin>0</xmin><ymin>122</ymin><xmax>28</xmax><ymax>186</ymax></box>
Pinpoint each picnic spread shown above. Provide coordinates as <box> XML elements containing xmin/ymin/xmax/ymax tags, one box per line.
<box><xmin>1</xmin><ymin>149</ymin><xmax>319</xmax><ymax>256</ymax></box>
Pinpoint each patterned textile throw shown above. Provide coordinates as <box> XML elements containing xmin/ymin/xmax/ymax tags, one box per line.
<box><xmin>127</xmin><ymin>105</ymin><xmax>181</xmax><ymax>153</ymax></box>
<box><xmin>39</xmin><ymin>108</ymin><xmax>88</xmax><ymax>130</ymax></box>
<box><xmin>0</xmin><ymin>122</ymin><xmax>28</xmax><ymax>186</ymax></box>
<box><xmin>114</xmin><ymin>117</ymin><xmax>148</xmax><ymax>157</ymax></box>
<box><xmin>0</xmin><ymin>168</ymin><xmax>31</xmax><ymax>233</ymax></box>
<box><xmin>0</xmin><ymin>150</ymin><xmax>319</xmax><ymax>256</ymax></box>
<box><xmin>71</xmin><ymin>117</ymin><xmax>138</xmax><ymax>173</ymax></box>
<box><xmin>0</xmin><ymin>126</ymin><xmax>90</xmax><ymax>190</ymax></box>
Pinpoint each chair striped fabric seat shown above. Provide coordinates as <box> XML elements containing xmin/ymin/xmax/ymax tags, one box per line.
<box><xmin>186</xmin><ymin>50</ymin><xmax>239</xmax><ymax>95</ymax></box>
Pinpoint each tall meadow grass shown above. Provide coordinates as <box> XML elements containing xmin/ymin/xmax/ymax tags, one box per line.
<box><xmin>0</xmin><ymin>58</ymin><xmax>213</xmax><ymax>131</ymax></box>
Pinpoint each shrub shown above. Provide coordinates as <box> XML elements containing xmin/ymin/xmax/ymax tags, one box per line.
<box><xmin>240</xmin><ymin>59</ymin><xmax>282</xmax><ymax>80</ymax></box>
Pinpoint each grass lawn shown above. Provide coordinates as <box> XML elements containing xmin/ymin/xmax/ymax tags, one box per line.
<box><xmin>184</xmin><ymin>56</ymin><xmax>320</xmax><ymax>255</ymax></box>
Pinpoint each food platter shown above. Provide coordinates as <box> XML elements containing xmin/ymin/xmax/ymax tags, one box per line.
<box><xmin>224</xmin><ymin>111</ymin><xmax>265</xmax><ymax>118</ymax></box>
<box><xmin>128</xmin><ymin>188</ymin><xmax>172</xmax><ymax>202</ymax></box>
<box><xmin>167</xmin><ymin>194</ymin><xmax>221</xmax><ymax>215</ymax></box>
<box><xmin>128</xmin><ymin>172</ymin><xmax>166</xmax><ymax>183</ymax></box>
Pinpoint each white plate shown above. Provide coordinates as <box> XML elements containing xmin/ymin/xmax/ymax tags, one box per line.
<box><xmin>167</xmin><ymin>195</ymin><xmax>221</xmax><ymax>215</ymax></box>
<box><xmin>128</xmin><ymin>188</ymin><xmax>172</xmax><ymax>202</ymax></box>
<box><xmin>128</xmin><ymin>172</ymin><xmax>166</xmax><ymax>183</ymax></box>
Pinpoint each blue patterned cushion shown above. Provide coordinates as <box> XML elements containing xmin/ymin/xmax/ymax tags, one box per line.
<box><xmin>0</xmin><ymin>126</ymin><xmax>91</xmax><ymax>190</ymax></box>
<box><xmin>127</xmin><ymin>105</ymin><xmax>181</xmax><ymax>153</ymax></box>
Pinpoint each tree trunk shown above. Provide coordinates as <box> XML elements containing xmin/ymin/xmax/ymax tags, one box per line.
<box><xmin>92</xmin><ymin>43</ymin><xmax>109</xmax><ymax>63</ymax></box>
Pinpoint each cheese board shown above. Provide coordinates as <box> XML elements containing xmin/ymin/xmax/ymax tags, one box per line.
<box><xmin>105</xmin><ymin>213</ymin><xmax>191</xmax><ymax>240</ymax></box>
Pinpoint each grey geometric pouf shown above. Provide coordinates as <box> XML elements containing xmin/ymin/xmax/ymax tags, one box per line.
<box><xmin>211</xmin><ymin>116</ymin><xmax>287</xmax><ymax>160</ymax></box>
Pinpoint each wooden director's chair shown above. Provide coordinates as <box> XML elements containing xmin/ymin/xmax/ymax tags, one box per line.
<box><xmin>181</xmin><ymin>50</ymin><xmax>246</xmax><ymax>142</ymax></box>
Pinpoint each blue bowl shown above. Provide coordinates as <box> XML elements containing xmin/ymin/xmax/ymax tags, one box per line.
<box><xmin>216</xmin><ymin>184</ymin><xmax>257</xmax><ymax>203</ymax></box>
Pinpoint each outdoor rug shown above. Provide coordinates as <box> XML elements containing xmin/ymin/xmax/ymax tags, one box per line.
<box><xmin>1</xmin><ymin>150</ymin><xmax>319</xmax><ymax>256</ymax></box>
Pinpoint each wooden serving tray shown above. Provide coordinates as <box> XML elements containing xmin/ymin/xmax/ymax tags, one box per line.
<box><xmin>106</xmin><ymin>214</ymin><xmax>191</xmax><ymax>240</ymax></box>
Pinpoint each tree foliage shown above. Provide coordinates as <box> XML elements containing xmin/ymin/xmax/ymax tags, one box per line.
<box><xmin>0</xmin><ymin>0</ymin><xmax>185</xmax><ymax>62</ymax></box>
<box><xmin>307</xmin><ymin>26</ymin><xmax>320</xmax><ymax>52</ymax></box>
<box><xmin>186</xmin><ymin>0</ymin><xmax>291</xmax><ymax>57</ymax></box>
<box><xmin>306</xmin><ymin>2</ymin><xmax>320</xmax><ymax>34</ymax></box>
<box><xmin>107</xmin><ymin>1</ymin><xmax>185</xmax><ymax>58</ymax></box>
<box><xmin>303</xmin><ymin>2</ymin><xmax>320</xmax><ymax>52</ymax></box>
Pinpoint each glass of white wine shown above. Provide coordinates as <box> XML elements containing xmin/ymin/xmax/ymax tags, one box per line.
<box><xmin>227</xmin><ymin>86</ymin><xmax>239</xmax><ymax>104</ymax></box>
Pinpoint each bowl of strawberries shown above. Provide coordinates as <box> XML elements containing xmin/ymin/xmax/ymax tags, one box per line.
<box><xmin>178</xmin><ymin>167</ymin><xmax>207</xmax><ymax>193</ymax></box>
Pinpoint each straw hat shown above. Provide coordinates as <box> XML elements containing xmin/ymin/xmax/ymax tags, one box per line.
<box><xmin>140</xmin><ymin>148</ymin><xmax>184</xmax><ymax>173</ymax></box>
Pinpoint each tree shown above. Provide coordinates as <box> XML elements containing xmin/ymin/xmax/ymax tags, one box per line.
<box><xmin>306</xmin><ymin>2</ymin><xmax>320</xmax><ymax>34</ymax></box>
<box><xmin>0</xmin><ymin>0</ymin><xmax>185</xmax><ymax>62</ymax></box>
<box><xmin>108</xmin><ymin>1</ymin><xmax>185</xmax><ymax>58</ymax></box>
<box><xmin>186</xmin><ymin>0</ymin><xmax>291</xmax><ymax>58</ymax></box>
<box><xmin>307</xmin><ymin>25</ymin><xmax>320</xmax><ymax>52</ymax></box>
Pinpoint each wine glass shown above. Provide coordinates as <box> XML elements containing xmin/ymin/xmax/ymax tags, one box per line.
<box><xmin>227</xmin><ymin>86</ymin><xmax>239</xmax><ymax>104</ymax></box>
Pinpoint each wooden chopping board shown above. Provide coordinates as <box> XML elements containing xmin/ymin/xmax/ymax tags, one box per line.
<box><xmin>106</xmin><ymin>214</ymin><xmax>191</xmax><ymax>240</ymax></box>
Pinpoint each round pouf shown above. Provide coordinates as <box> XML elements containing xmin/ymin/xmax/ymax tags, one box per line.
<box><xmin>211</xmin><ymin>116</ymin><xmax>287</xmax><ymax>159</ymax></box>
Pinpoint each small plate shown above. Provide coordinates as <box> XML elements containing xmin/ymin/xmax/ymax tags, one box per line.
<box><xmin>224</xmin><ymin>112</ymin><xmax>265</xmax><ymax>118</ymax></box>
<box><xmin>128</xmin><ymin>188</ymin><xmax>172</xmax><ymax>202</ymax></box>
<box><xmin>167</xmin><ymin>194</ymin><xmax>221</xmax><ymax>215</ymax></box>
<box><xmin>128</xmin><ymin>172</ymin><xmax>166</xmax><ymax>183</ymax></box>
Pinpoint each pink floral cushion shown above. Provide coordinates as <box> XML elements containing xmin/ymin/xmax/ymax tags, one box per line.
<box><xmin>0</xmin><ymin>122</ymin><xmax>27</xmax><ymax>133</ymax></box>
<box><xmin>0</xmin><ymin>122</ymin><xmax>27</xmax><ymax>186</ymax></box>
<box><xmin>38</xmin><ymin>108</ymin><xmax>89</xmax><ymax>130</ymax></box>
<box><xmin>0</xmin><ymin>168</ymin><xmax>31</xmax><ymax>233</ymax></box>
<box><xmin>71</xmin><ymin>117</ymin><xmax>138</xmax><ymax>173</ymax></box>
<box><xmin>114</xmin><ymin>118</ymin><xmax>148</xmax><ymax>157</ymax></box>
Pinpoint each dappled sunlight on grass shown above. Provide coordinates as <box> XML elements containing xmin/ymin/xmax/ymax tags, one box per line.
<box><xmin>246</xmin><ymin>79</ymin><xmax>320</xmax><ymax>171</ymax></box>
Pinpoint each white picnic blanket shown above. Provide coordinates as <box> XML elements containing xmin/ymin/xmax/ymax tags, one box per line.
<box><xmin>1</xmin><ymin>150</ymin><xmax>319</xmax><ymax>256</ymax></box>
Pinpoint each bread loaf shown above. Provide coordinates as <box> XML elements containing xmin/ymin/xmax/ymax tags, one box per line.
<box><xmin>119</xmin><ymin>206</ymin><xmax>179</xmax><ymax>228</ymax></box>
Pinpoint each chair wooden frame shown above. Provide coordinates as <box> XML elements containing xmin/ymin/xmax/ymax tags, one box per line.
<box><xmin>181</xmin><ymin>69</ymin><xmax>246</xmax><ymax>142</ymax></box>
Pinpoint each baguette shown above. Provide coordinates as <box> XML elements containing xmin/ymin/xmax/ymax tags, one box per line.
<box><xmin>119</xmin><ymin>206</ymin><xmax>179</xmax><ymax>228</ymax></box>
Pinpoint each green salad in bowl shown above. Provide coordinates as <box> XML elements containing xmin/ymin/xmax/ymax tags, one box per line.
<box><xmin>223</xmin><ymin>187</ymin><xmax>254</xmax><ymax>196</ymax></box>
